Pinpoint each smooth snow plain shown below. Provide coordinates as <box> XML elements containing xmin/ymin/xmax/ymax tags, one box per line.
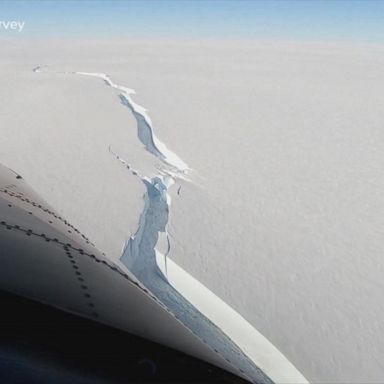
<box><xmin>1</xmin><ymin>38</ymin><xmax>384</xmax><ymax>383</ymax></box>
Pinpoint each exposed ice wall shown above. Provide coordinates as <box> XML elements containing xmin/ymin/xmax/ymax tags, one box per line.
<box><xmin>33</xmin><ymin>66</ymin><xmax>308</xmax><ymax>384</ymax></box>
<box><xmin>73</xmin><ymin>71</ymin><xmax>272</xmax><ymax>383</ymax></box>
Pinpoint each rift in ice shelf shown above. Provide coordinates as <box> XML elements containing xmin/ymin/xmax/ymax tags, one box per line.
<box><xmin>0</xmin><ymin>64</ymin><xmax>308</xmax><ymax>384</ymax></box>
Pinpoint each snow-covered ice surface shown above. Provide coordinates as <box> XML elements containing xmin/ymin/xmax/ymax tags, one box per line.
<box><xmin>66</xmin><ymin>70</ymin><xmax>304</xmax><ymax>383</ymax></box>
<box><xmin>2</xmin><ymin>38</ymin><xmax>384</xmax><ymax>383</ymax></box>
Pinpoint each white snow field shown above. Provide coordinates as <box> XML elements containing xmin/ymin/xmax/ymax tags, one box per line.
<box><xmin>1</xmin><ymin>37</ymin><xmax>384</xmax><ymax>383</ymax></box>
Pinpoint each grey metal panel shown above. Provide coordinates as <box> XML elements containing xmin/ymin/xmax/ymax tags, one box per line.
<box><xmin>0</xmin><ymin>163</ymin><xmax>251</xmax><ymax>382</ymax></box>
